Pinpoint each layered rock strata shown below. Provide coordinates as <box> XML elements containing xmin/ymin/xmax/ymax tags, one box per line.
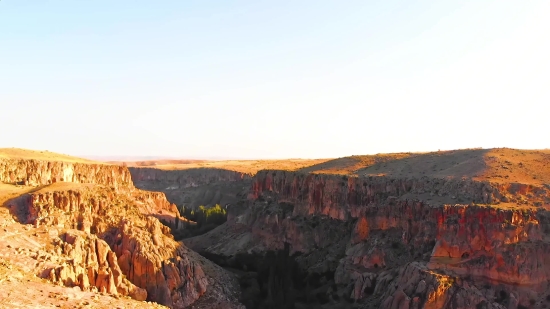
<box><xmin>22</xmin><ymin>186</ymin><xmax>238</xmax><ymax>308</ymax></box>
<box><xmin>129</xmin><ymin>167</ymin><xmax>252</xmax><ymax>208</ymax></box>
<box><xmin>47</xmin><ymin>230</ymin><xmax>147</xmax><ymax>300</ymax></box>
<box><xmin>186</xmin><ymin>170</ymin><xmax>550</xmax><ymax>309</ymax></box>
<box><xmin>1</xmin><ymin>156</ymin><xmax>243</xmax><ymax>308</ymax></box>
<box><xmin>129</xmin><ymin>167</ymin><xmax>250</xmax><ymax>189</ymax></box>
<box><xmin>0</xmin><ymin>158</ymin><xmax>133</xmax><ymax>190</ymax></box>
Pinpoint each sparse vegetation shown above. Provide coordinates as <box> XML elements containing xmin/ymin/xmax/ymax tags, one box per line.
<box><xmin>168</xmin><ymin>204</ymin><xmax>228</xmax><ymax>240</ymax></box>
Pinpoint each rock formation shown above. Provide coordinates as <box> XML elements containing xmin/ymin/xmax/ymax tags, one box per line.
<box><xmin>0</xmin><ymin>158</ymin><xmax>133</xmax><ymax>190</ymax></box>
<box><xmin>21</xmin><ymin>184</ymin><xmax>242</xmax><ymax>308</ymax></box>
<box><xmin>185</xmin><ymin>151</ymin><xmax>550</xmax><ymax>309</ymax></box>
<box><xmin>0</xmin><ymin>151</ymin><xmax>244</xmax><ymax>309</ymax></box>
<box><xmin>129</xmin><ymin>167</ymin><xmax>250</xmax><ymax>188</ymax></box>
<box><xmin>5</xmin><ymin>147</ymin><xmax>550</xmax><ymax>309</ymax></box>
<box><xmin>129</xmin><ymin>167</ymin><xmax>251</xmax><ymax>208</ymax></box>
<box><xmin>47</xmin><ymin>230</ymin><xmax>148</xmax><ymax>300</ymax></box>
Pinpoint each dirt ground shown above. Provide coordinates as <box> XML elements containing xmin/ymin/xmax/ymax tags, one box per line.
<box><xmin>299</xmin><ymin>148</ymin><xmax>550</xmax><ymax>185</ymax></box>
<box><xmin>113</xmin><ymin>148</ymin><xmax>550</xmax><ymax>185</ymax></box>
<box><xmin>111</xmin><ymin>159</ymin><xmax>331</xmax><ymax>174</ymax></box>
<box><xmin>0</xmin><ymin>148</ymin><xmax>100</xmax><ymax>164</ymax></box>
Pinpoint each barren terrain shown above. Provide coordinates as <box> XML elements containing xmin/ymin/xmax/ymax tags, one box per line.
<box><xmin>0</xmin><ymin>149</ymin><xmax>243</xmax><ymax>309</ymax></box>
<box><xmin>0</xmin><ymin>148</ymin><xmax>101</xmax><ymax>164</ymax></box>
<box><xmin>3</xmin><ymin>147</ymin><xmax>550</xmax><ymax>309</ymax></box>
<box><xmin>112</xmin><ymin>158</ymin><xmax>331</xmax><ymax>174</ymax></box>
<box><xmin>300</xmin><ymin>148</ymin><xmax>550</xmax><ymax>185</ymax></box>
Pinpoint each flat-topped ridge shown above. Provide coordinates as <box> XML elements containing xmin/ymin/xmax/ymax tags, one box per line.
<box><xmin>298</xmin><ymin>148</ymin><xmax>550</xmax><ymax>186</ymax></box>
<box><xmin>0</xmin><ymin>148</ymin><xmax>132</xmax><ymax>189</ymax></box>
<box><xmin>120</xmin><ymin>159</ymin><xmax>331</xmax><ymax>174</ymax></box>
<box><xmin>0</xmin><ymin>148</ymin><xmax>103</xmax><ymax>164</ymax></box>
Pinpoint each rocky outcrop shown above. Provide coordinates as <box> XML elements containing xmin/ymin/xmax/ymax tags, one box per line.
<box><xmin>249</xmin><ymin>171</ymin><xmax>550</xmax><ymax>218</ymax></box>
<box><xmin>23</xmin><ymin>186</ymin><xmax>213</xmax><ymax>307</ymax></box>
<box><xmin>373</xmin><ymin>262</ymin><xmax>507</xmax><ymax>309</ymax></box>
<box><xmin>187</xmin><ymin>169</ymin><xmax>550</xmax><ymax>308</ymax></box>
<box><xmin>111</xmin><ymin>217</ymin><xmax>209</xmax><ymax>307</ymax></box>
<box><xmin>129</xmin><ymin>167</ymin><xmax>252</xmax><ymax>209</ymax></box>
<box><xmin>47</xmin><ymin>230</ymin><xmax>147</xmax><ymax>300</ymax></box>
<box><xmin>132</xmin><ymin>190</ymin><xmax>182</xmax><ymax>225</ymax></box>
<box><xmin>0</xmin><ymin>159</ymin><xmax>133</xmax><ymax>190</ymax></box>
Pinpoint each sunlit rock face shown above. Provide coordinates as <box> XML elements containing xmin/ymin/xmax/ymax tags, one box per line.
<box><xmin>0</xmin><ymin>159</ymin><xmax>134</xmax><ymax>190</ymax></box>
<box><xmin>187</xmin><ymin>169</ymin><xmax>550</xmax><ymax>309</ymax></box>
<box><xmin>2</xmin><ymin>156</ymin><xmax>244</xmax><ymax>309</ymax></box>
<box><xmin>21</xmin><ymin>185</ymin><xmax>248</xmax><ymax>308</ymax></box>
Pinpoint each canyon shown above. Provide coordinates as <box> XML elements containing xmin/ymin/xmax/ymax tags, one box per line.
<box><xmin>0</xmin><ymin>148</ymin><xmax>243</xmax><ymax>309</ymax></box>
<box><xmin>181</xmin><ymin>148</ymin><xmax>550</xmax><ymax>309</ymax></box>
<box><xmin>2</xmin><ymin>147</ymin><xmax>550</xmax><ymax>309</ymax></box>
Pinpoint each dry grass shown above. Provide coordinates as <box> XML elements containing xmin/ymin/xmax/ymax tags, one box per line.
<box><xmin>109</xmin><ymin>159</ymin><xmax>209</xmax><ymax>167</ymax></box>
<box><xmin>0</xmin><ymin>148</ymin><xmax>101</xmax><ymax>164</ymax></box>
<box><xmin>116</xmin><ymin>159</ymin><xmax>331</xmax><ymax>174</ymax></box>
<box><xmin>3</xmin><ymin>147</ymin><xmax>550</xmax><ymax>185</ymax></box>
<box><xmin>0</xmin><ymin>182</ymin><xmax>94</xmax><ymax>207</ymax></box>
<box><xmin>299</xmin><ymin>152</ymin><xmax>415</xmax><ymax>175</ymax></box>
<box><xmin>299</xmin><ymin>148</ymin><xmax>550</xmax><ymax>185</ymax></box>
<box><xmin>0</xmin><ymin>183</ymin><xmax>35</xmax><ymax>206</ymax></box>
<box><xmin>33</xmin><ymin>182</ymin><xmax>95</xmax><ymax>194</ymax></box>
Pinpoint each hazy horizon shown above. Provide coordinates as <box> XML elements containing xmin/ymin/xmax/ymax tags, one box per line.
<box><xmin>5</xmin><ymin>145</ymin><xmax>547</xmax><ymax>162</ymax></box>
<box><xmin>79</xmin><ymin>154</ymin><xmax>269</xmax><ymax>161</ymax></box>
<box><xmin>2</xmin><ymin>1</ymin><xmax>549</xmax><ymax>159</ymax></box>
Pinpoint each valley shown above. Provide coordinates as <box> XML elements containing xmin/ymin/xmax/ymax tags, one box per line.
<box><xmin>1</xmin><ymin>148</ymin><xmax>550</xmax><ymax>309</ymax></box>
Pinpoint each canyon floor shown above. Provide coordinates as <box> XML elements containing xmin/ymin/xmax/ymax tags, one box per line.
<box><xmin>2</xmin><ymin>147</ymin><xmax>550</xmax><ymax>309</ymax></box>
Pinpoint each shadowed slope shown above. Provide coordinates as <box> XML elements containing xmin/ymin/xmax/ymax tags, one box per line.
<box><xmin>299</xmin><ymin>148</ymin><xmax>550</xmax><ymax>185</ymax></box>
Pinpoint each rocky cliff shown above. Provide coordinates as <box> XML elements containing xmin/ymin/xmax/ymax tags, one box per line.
<box><xmin>186</xmin><ymin>169</ymin><xmax>550</xmax><ymax>309</ymax></box>
<box><xmin>130</xmin><ymin>167</ymin><xmax>250</xmax><ymax>189</ymax></box>
<box><xmin>0</xmin><ymin>152</ymin><xmax>244</xmax><ymax>309</ymax></box>
<box><xmin>46</xmin><ymin>230</ymin><xmax>148</xmax><ymax>300</ymax></box>
<box><xmin>0</xmin><ymin>158</ymin><xmax>133</xmax><ymax>190</ymax></box>
<box><xmin>17</xmin><ymin>184</ymin><xmax>242</xmax><ymax>308</ymax></box>
<box><xmin>129</xmin><ymin>167</ymin><xmax>252</xmax><ymax>208</ymax></box>
<box><xmin>249</xmin><ymin>170</ymin><xmax>550</xmax><ymax>216</ymax></box>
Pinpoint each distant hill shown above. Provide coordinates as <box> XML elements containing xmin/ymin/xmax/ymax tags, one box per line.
<box><xmin>0</xmin><ymin>148</ymin><xmax>100</xmax><ymax>164</ymax></box>
<box><xmin>299</xmin><ymin>147</ymin><xmax>550</xmax><ymax>185</ymax></box>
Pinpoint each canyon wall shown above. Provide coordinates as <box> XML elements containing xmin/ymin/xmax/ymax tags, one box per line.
<box><xmin>24</xmin><ymin>188</ymin><xmax>208</xmax><ymax>307</ymax></box>
<box><xmin>129</xmin><ymin>167</ymin><xmax>250</xmax><ymax>189</ymax></box>
<box><xmin>249</xmin><ymin>170</ymin><xmax>549</xmax><ymax>218</ymax></box>
<box><xmin>47</xmin><ymin>230</ymin><xmax>148</xmax><ymax>301</ymax></box>
<box><xmin>187</xmin><ymin>169</ymin><xmax>550</xmax><ymax>308</ymax></box>
<box><xmin>129</xmin><ymin>167</ymin><xmax>252</xmax><ymax>208</ymax></box>
<box><xmin>1</xmin><ymin>157</ymin><xmax>244</xmax><ymax>308</ymax></box>
<box><xmin>0</xmin><ymin>159</ymin><xmax>133</xmax><ymax>190</ymax></box>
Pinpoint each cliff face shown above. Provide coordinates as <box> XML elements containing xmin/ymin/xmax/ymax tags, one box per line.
<box><xmin>129</xmin><ymin>167</ymin><xmax>252</xmax><ymax>208</ymax></box>
<box><xmin>249</xmin><ymin>171</ymin><xmax>549</xmax><ymax>218</ymax></box>
<box><xmin>0</xmin><ymin>158</ymin><xmax>133</xmax><ymax>190</ymax></box>
<box><xmin>1</xmin><ymin>156</ymin><xmax>244</xmax><ymax>309</ymax></box>
<box><xmin>22</xmin><ymin>185</ymin><xmax>245</xmax><ymax>308</ymax></box>
<box><xmin>187</xmin><ymin>170</ymin><xmax>550</xmax><ymax>309</ymax></box>
<box><xmin>47</xmin><ymin>230</ymin><xmax>147</xmax><ymax>301</ymax></box>
<box><xmin>129</xmin><ymin>167</ymin><xmax>250</xmax><ymax>189</ymax></box>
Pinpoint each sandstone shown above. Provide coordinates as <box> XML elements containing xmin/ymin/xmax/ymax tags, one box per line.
<box><xmin>185</xmin><ymin>166</ymin><xmax>550</xmax><ymax>309</ymax></box>
<box><xmin>0</xmin><ymin>152</ymin><xmax>244</xmax><ymax>308</ymax></box>
<box><xmin>0</xmin><ymin>158</ymin><xmax>133</xmax><ymax>190</ymax></box>
<box><xmin>18</xmin><ymin>183</ymin><xmax>244</xmax><ymax>308</ymax></box>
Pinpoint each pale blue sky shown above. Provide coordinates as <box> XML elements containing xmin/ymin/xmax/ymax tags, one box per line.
<box><xmin>1</xmin><ymin>1</ymin><xmax>549</xmax><ymax>159</ymax></box>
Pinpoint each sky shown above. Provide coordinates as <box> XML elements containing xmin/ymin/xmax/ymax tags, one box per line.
<box><xmin>1</xmin><ymin>1</ymin><xmax>549</xmax><ymax>159</ymax></box>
